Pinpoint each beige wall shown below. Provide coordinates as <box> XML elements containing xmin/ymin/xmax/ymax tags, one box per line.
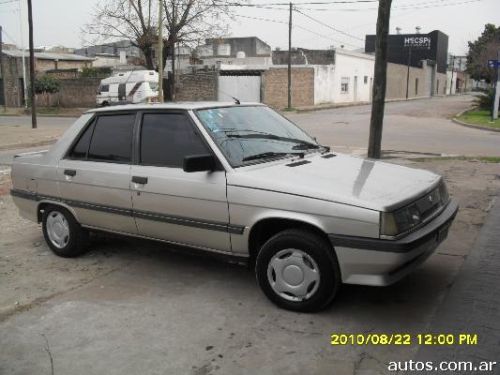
<box><xmin>386</xmin><ymin>63</ymin><xmax>430</xmax><ymax>99</ymax></box>
<box><xmin>262</xmin><ymin>67</ymin><xmax>314</xmax><ymax>109</ymax></box>
<box><xmin>435</xmin><ymin>72</ymin><xmax>447</xmax><ymax>96</ymax></box>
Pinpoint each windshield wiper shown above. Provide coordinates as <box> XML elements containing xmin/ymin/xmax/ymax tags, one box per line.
<box><xmin>242</xmin><ymin>152</ymin><xmax>304</xmax><ymax>162</ymax></box>
<box><xmin>227</xmin><ymin>132</ymin><xmax>319</xmax><ymax>148</ymax></box>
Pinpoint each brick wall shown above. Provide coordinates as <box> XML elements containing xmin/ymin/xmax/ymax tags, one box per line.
<box><xmin>262</xmin><ymin>67</ymin><xmax>314</xmax><ymax>109</ymax></box>
<box><xmin>175</xmin><ymin>71</ymin><xmax>218</xmax><ymax>101</ymax></box>
<box><xmin>0</xmin><ymin>55</ymin><xmax>26</xmax><ymax>107</ymax></box>
<box><xmin>35</xmin><ymin>78</ymin><xmax>101</xmax><ymax>108</ymax></box>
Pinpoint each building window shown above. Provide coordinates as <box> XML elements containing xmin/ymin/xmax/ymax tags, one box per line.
<box><xmin>415</xmin><ymin>78</ymin><xmax>419</xmax><ymax>96</ymax></box>
<box><xmin>364</xmin><ymin>76</ymin><xmax>368</xmax><ymax>84</ymax></box>
<box><xmin>341</xmin><ymin>77</ymin><xmax>350</xmax><ymax>93</ymax></box>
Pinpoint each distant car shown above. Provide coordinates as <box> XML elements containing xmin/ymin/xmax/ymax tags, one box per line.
<box><xmin>10</xmin><ymin>102</ymin><xmax>458</xmax><ymax>312</ymax></box>
<box><xmin>96</xmin><ymin>70</ymin><xmax>159</xmax><ymax>106</ymax></box>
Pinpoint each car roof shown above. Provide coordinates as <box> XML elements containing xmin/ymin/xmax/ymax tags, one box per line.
<box><xmin>86</xmin><ymin>102</ymin><xmax>265</xmax><ymax>113</ymax></box>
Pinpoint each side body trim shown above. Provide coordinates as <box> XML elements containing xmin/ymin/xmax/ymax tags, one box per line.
<box><xmin>10</xmin><ymin>189</ymin><xmax>245</xmax><ymax>235</ymax></box>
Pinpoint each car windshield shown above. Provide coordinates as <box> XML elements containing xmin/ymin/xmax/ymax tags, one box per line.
<box><xmin>196</xmin><ymin>106</ymin><xmax>324</xmax><ymax>167</ymax></box>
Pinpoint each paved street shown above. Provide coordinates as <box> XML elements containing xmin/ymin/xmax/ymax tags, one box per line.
<box><xmin>289</xmin><ymin>95</ymin><xmax>500</xmax><ymax>157</ymax></box>
<box><xmin>1</xmin><ymin>96</ymin><xmax>499</xmax><ymax>158</ymax></box>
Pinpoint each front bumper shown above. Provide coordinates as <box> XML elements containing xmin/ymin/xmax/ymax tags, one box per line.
<box><xmin>328</xmin><ymin>200</ymin><xmax>459</xmax><ymax>286</ymax></box>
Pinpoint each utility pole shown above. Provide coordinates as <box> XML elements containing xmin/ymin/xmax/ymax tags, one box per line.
<box><xmin>157</xmin><ymin>0</ymin><xmax>164</xmax><ymax>102</ymax></box>
<box><xmin>287</xmin><ymin>2</ymin><xmax>292</xmax><ymax>110</ymax></box>
<box><xmin>405</xmin><ymin>45</ymin><xmax>411</xmax><ymax>100</ymax></box>
<box><xmin>19</xmin><ymin>3</ymin><xmax>28</xmax><ymax>108</ymax></box>
<box><xmin>367</xmin><ymin>0</ymin><xmax>392</xmax><ymax>159</ymax></box>
<box><xmin>27</xmin><ymin>0</ymin><xmax>36</xmax><ymax>129</ymax></box>
<box><xmin>493</xmin><ymin>50</ymin><xmax>500</xmax><ymax>120</ymax></box>
<box><xmin>449</xmin><ymin>55</ymin><xmax>455</xmax><ymax>96</ymax></box>
<box><xmin>170</xmin><ymin>3</ymin><xmax>177</xmax><ymax>102</ymax></box>
<box><xmin>0</xmin><ymin>27</ymin><xmax>3</xmax><ymax>100</ymax></box>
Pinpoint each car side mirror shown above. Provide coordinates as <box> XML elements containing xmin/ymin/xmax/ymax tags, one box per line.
<box><xmin>183</xmin><ymin>154</ymin><xmax>216</xmax><ymax>173</ymax></box>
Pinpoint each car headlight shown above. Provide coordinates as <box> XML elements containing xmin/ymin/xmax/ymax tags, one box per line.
<box><xmin>381</xmin><ymin>204</ymin><xmax>423</xmax><ymax>236</ymax></box>
<box><xmin>380</xmin><ymin>181</ymin><xmax>450</xmax><ymax>237</ymax></box>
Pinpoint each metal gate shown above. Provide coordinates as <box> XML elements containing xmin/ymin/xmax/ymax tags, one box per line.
<box><xmin>218</xmin><ymin>74</ymin><xmax>261</xmax><ymax>103</ymax></box>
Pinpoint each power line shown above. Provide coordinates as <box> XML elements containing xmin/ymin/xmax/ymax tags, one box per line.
<box><xmin>232</xmin><ymin>13</ymin><xmax>363</xmax><ymax>49</ymax></box>
<box><xmin>293</xmin><ymin>0</ymin><xmax>484</xmax><ymax>10</ymax></box>
<box><xmin>0</xmin><ymin>0</ymin><xmax>19</xmax><ymax>4</ymax></box>
<box><xmin>1</xmin><ymin>27</ymin><xmax>18</xmax><ymax>44</ymax></box>
<box><xmin>225</xmin><ymin>0</ymin><xmax>379</xmax><ymax>5</ymax></box>
<box><xmin>294</xmin><ymin>8</ymin><xmax>365</xmax><ymax>41</ymax></box>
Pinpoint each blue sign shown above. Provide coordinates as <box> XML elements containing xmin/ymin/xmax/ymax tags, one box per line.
<box><xmin>488</xmin><ymin>59</ymin><xmax>499</xmax><ymax>68</ymax></box>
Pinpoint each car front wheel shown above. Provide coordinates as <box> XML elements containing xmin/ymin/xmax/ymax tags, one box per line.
<box><xmin>255</xmin><ymin>229</ymin><xmax>341</xmax><ymax>312</ymax></box>
<box><xmin>42</xmin><ymin>205</ymin><xmax>89</xmax><ymax>258</ymax></box>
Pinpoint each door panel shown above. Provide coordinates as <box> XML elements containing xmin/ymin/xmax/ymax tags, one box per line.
<box><xmin>57</xmin><ymin>160</ymin><xmax>136</xmax><ymax>233</ymax></box>
<box><xmin>56</xmin><ymin>113</ymin><xmax>136</xmax><ymax>233</ymax></box>
<box><xmin>131</xmin><ymin>166</ymin><xmax>231</xmax><ymax>251</ymax></box>
<box><xmin>130</xmin><ymin>112</ymin><xmax>231</xmax><ymax>252</ymax></box>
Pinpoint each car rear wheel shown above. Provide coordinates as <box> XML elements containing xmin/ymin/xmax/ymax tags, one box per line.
<box><xmin>255</xmin><ymin>229</ymin><xmax>341</xmax><ymax>312</ymax></box>
<box><xmin>42</xmin><ymin>205</ymin><xmax>90</xmax><ymax>258</ymax></box>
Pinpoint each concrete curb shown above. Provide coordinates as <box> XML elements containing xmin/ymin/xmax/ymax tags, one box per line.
<box><xmin>452</xmin><ymin>108</ymin><xmax>500</xmax><ymax>133</ymax></box>
<box><xmin>293</xmin><ymin>95</ymin><xmax>451</xmax><ymax>113</ymax></box>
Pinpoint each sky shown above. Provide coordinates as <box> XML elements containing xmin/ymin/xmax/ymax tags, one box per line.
<box><xmin>0</xmin><ymin>0</ymin><xmax>498</xmax><ymax>56</ymax></box>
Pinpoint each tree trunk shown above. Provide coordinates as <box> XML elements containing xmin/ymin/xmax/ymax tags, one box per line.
<box><xmin>143</xmin><ymin>45</ymin><xmax>155</xmax><ymax>70</ymax></box>
<box><xmin>367</xmin><ymin>0</ymin><xmax>392</xmax><ymax>159</ymax></box>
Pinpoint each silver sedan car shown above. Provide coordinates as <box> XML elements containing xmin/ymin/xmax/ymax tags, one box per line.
<box><xmin>11</xmin><ymin>102</ymin><xmax>458</xmax><ymax>312</ymax></box>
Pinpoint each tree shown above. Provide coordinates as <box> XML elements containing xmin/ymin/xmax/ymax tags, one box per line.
<box><xmin>33</xmin><ymin>76</ymin><xmax>60</xmax><ymax>94</ymax></box>
<box><xmin>84</xmin><ymin>0</ymin><xmax>233</xmax><ymax>74</ymax></box>
<box><xmin>161</xmin><ymin>0</ymin><xmax>233</xmax><ymax>99</ymax></box>
<box><xmin>466</xmin><ymin>24</ymin><xmax>500</xmax><ymax>83</ymax></box>
<box><xmin>85</xmin><ymin>1</ymin><xmax>158</xmax><ymax>69</ymax></box>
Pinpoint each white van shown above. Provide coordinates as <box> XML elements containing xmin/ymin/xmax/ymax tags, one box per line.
<box><xmin>96</xmin><ymin>70</ymin><xmax>159</xmax><ymax>106</ymax></box>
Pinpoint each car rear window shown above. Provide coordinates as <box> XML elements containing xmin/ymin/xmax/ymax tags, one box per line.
<box><xmin>87</xmin><ymin>114</ymin><xmax>136</xmax><ymax>163</ymax></box>
<box><xmin>68</xmin><ymin>120</ymin><xmax>95</xmax><ymax>160</ymax></box>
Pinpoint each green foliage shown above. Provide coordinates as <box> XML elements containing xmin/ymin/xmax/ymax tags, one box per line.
<box><xmin>80</xmin><ymin>66</ymin><xmax>112</xmax><ymax>78</ymax></box>
<box><xmin>33</xmin><ymin>75</ymin><xmax>60</xmax><ymax>94</ymax></box>
<box><xmin>473</xmin><ymin>89</ymin><xmax>499</xmax><ymax>112</ymax></box>
<box><xmin>458</xmin><ymin>108</ymin><xmax>500</xmax><ymax>129</ymax></box>
<box><xmin>466</xmin><ymin>24</ymin><xmax>500</xmax><ymax>82</ymax></box>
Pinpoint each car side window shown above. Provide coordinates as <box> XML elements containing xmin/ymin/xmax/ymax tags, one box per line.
<box><xmin>68</xmin><ymin>120</ymin><xmax>95</xmax><ymax>160</ymax></box>
<box><xmin>140</xmin><ymin>113</ymin><xmax>209</xmax><ymax>168</ymax></box>
<box><xmin>87</xmin><ymin>114</ymin><xmax>135</xmax><ymax>163</ymax></box>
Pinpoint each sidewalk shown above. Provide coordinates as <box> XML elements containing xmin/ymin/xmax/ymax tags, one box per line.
<box><xmin>1</xmin><ymin>107</ymin><xmax>90</xmax><ymax>117</ymax></box>
<box><xmin>415</xmin><ymin>196</ymin><xmax>500</xmax><ymax>367</ymax></box>
<box><xmin>0</xmin><ymin>125</ymin><xmax>65</xmax><ymax>151</ymax></box>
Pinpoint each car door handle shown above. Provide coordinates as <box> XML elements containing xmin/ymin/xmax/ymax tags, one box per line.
<box><xmin>64</xmin><ymin>169</ymin><xmax>76</xmax><ymax>177</ymax></box>
<box><xmin>132</xmin><ymin>176</ymin><xmax>148</xmax><ymax>185</ymax></box>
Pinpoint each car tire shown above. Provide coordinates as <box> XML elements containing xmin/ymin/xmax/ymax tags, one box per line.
<box><xmin>42</xmin><ymin>205</ymin><xmax>90</xmax><ymax>258</ymax></box>
<box><xmin>255</xmin><ymin>229</ymin><xmax>341</xmax><ymax>312</ymax></box>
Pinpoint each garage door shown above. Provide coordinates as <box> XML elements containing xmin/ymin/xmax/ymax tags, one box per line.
<box><xmin>218</xmin><ymin>75</ymin><xmax>261</xmax><ymax>103</ymax></box>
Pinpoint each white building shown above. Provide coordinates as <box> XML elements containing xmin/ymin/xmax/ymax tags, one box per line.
<box><xmin>313</xmin><ymin>49</ymin><xmax>374</xmax><ymax>105</ymax></box>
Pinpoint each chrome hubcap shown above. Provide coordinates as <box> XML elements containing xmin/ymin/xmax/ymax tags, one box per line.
<box><xmin>46</xmin><ymin>211</ymin><xmax>70</xmax><ymax>249</ymax></box>
<box><xmin>267</xmin><ymin>249</ymin><xmax>320</xmax><ymax>302</ymax></box>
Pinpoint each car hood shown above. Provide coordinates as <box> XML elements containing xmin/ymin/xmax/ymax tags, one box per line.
<box><xmin>227</xmin><ymin>153</ymin><xmax>441</xmax><ymax>212</ymax></box>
